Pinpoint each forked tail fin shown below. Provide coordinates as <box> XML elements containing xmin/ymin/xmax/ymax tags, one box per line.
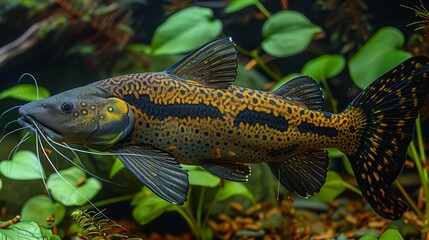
<box><xmin>342</xmin><ymin>56</ymin><xmax>429</xmax><ymax>220</ymax></box>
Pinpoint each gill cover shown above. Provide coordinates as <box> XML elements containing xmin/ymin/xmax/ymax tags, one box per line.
<box><xmin>86</xmin><ymin>97</ymin><xmax>135</xmax><ymax>150</ymax></box>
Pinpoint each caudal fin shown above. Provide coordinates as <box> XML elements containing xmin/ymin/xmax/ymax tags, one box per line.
<box><xmin>342</xmin><ymin>56</ymin><xmax>429</xmax><ymax>220</ymax></box>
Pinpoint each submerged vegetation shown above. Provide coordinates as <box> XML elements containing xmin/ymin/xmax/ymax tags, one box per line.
<box><xmin>0</xmin><ymin>0</ymin><xmax>429</xmax><ymax>239</ymax></box>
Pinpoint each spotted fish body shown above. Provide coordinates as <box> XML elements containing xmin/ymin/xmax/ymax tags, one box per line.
<box><xmin>17</xmin><ymin>38</ymin><xmax>429</xmax><ymax>220</ymax></box>
<box><xmin>97</xmin><ymin>74</ymin><xmax>362</xmax><ymax>163</ymax></box>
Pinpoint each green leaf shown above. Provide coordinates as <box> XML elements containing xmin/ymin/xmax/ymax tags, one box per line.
<box><xmin>301</xmin><ymin>55</ymin><xmax>346</xmax><ymax>82</ymax></box>
<box><xmin>215</xmin><ymin>181</ymin><xmax>255</xmax><ymax>203</ymax></box>
<box><xmin>313</xmin><ymin>171</ymin><xmax>346</xmax><ymax>202</ymax></box>
<box><xmin>0</xmin><ymin>84</ymin><xmax>50</xmax><ymax>101</ymax></box>
<box><xmin>349</xmin><ymin>27</ymin><xmax>412</xmax><ymax>89</ymax></box>
<box><xmin>109</xmin><ymin>157</ymin><xmax>125</xmax><ymax>179</ymax></box>
<box><xmin>0</xmin><ymin>150</ymin><xmax>45</xmax><ymax>180</ymax></box>
<box><xmin>359</xmin><ymin>235</ymin><xmax>377</xmax><ymax>240</ymax></box>
<box><xmin>132</xmin><ymin>187</ymin><xmax>171</xmax><ymax>225</ymax></box>
<box><xmin>225</xmin><ymin>0</ymin><xmax>258</xmax><ymax>13</ymax></box>
<box><xmin>0</xmin><ymin>221</ymin><xmax>45</xmax><ymax>240</ymax></box>
<box><xmin>262</xmin><ymin>11</ymin><xmax>322</xmax><ymax>57</ymax></box>
<box><xmin>0</xmin><ymin>178</ymin><xmax>2</xmax><ymax>190</ymax></box>
<box><xmin>235</xmin><ymin>63</ymin><xmax>270</xmax><ymax>90</ymax></box>
<box><xmin>188</xmin><ymin>167</ymin><xmax>220</xmax><ymax>187</ymax></box>
<box><xmin>327</xmin><ymin>148</ymin><xmax>354</xmax><ymax>176</ymax></box>
<box><xmin>21</xmin><ymin>195</ymin><xmax>66</xmax><ymax>228</ymax></box>
<box><xmin>151</xmin><ymin>7</ymin><xmax>222</xmax><ymax>55</ymax></box>
<box><xmin>47</xmin><ymin>167</ymin><xmax>102</xmax><ymax>206</ymax></box>
<box><xmin>379</xmin><ymin>229</ymin><xmax>403</xmax><ymax>240</ymax></box>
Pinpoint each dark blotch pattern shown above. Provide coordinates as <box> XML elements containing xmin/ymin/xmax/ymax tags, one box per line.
<box><xmin>297</xmin><ymin>121</ymin><xmax>338</xmax><ymax>137</ymax></box>
<box><xmin>234</xmin><ymin>108</ymin><xmax>288</xmax><ymax>132</ymax></box>
<box><xmin>123</xmin><ymin>94</ymin><xmax>223</xmax><ymax>121</ymax></box>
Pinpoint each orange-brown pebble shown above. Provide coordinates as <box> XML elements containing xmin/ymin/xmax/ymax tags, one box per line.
<box><xmin>235</xmin><ymin>216</ymin><xmax>254</xmax><ymax>224</ymax></box>
<box><xmin>230</xmin><ymin>201</ymin><xmax>244</xmax><ymax>211</ymax></box>
<box><xmin>244</xmin><ymin>222</ymin><xmax>262</xmax><ymax>231</ymax></box>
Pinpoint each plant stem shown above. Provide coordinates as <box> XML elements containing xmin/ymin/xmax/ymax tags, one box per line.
<box><xmin>416</xmin><ymin>115</ymin><xmax>426</xmax><ymax>161</ymax></box>
<box><xmin>251</xmin><ymin>49</ymin><xmax>282</xmax><ymax>81</ymax></box>
<box><xmin>196</xmin><ymin>187</ymin><xmax>206</xmax><ymax>230</ymax></box>
<box><xmin>82</xmin><ymin>194</ymin><xmax>135</xmax><ymax>209</ymax></box>
<box><xmin>409</xmin><ymin>140</ymin><xmax>429</xmax><ymax>234</ymax></box>
<box><xmin>342</xmin><ymin>181</ymin><xmax>362</xmax><ymax>196</ymax></box>
<box><xmin>414</xmin><ymin>116</ymin><xmax>429</xmax><ymax>235</ymax></box>
<box><xmin>202</xmin><ymin>193</ymin><xmax>219</xmax><ymax>229</ymax></box>
<box><xmin>235</xmin><ymin>45</ymin><xmax>252</xmax><ymax>57</ymax></box>
<box><xmin>173</xmin><ymin>206</ymin><xmax>201</xmax><ymax>239</ymax></box>
<box><xmin>320</xmin><ymin>78</ymin><xmax>338</xmax><ymax>113</ymax></box>
<box><xmin>255</xmin><ymin>1</ymin><xmax>271</xmax><ymax>18</ymax></box>
<box><xmin>395</xmin><ymin>180</ymin><xmax>424</xmax><ymax>219</ymax></box>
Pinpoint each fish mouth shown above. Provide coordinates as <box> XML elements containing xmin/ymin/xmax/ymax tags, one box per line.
<box><xmin>17</xmin><ymin>115</ymin><xmax>63</xmax><ymax>140</ymax></box>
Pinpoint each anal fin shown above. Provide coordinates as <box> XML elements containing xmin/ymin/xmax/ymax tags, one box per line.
<box><xmin>201</xmin><ymin>160</ymin><xmax>251</xmax><ymax>182</ymax></box>
<box><xmin>268</xmin><ymin>150</ymin><xmax>329</xmax><ymax>197</ymax></box>
<box><xmin>113</xmin><ymin>145</ymin><xmax>189</xmax><ymax>205</ymax></box>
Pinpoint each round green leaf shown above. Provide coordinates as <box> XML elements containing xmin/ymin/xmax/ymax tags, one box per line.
<box><xmin>379</xmin><ymin>229</ymin><xmax>403</xmax><ymax>240</ymax></box>
<box><xmin>225</xmin><ymin>0</ymin><xmax>258</xmax><ymax>13</ymax></box>
<box><xmin>21</xmin><ymin>195</ymin><xmax>66</xmax><ymax>228</ymax></box>
<box><xmin>132</xmin><ymin>188</ymin><xmax>171</xmax><ymax>225</ymax></box>
<box><xmin>0</xmin><ymin>84</ymin><xmax>50</xmax><ymax>101</ymax></box>
<box><xmin>151</xmin><ymin>7</ymin><xmax>222</xmax><ymax>55</ymax></box>
<box><xmin>215</xmin><ymin>181</ymin><xmax>255</xmax><ymax>203</ymax></box>
<box><xmin>47</xmin><ymin>167</ymin><xmax>102</xmax><ymax>206</ymax></box>
<box><xmin>0</xmin><ymin>221</ymin><xmax>45</xmax><ymax>240</ymax></box>
<box><xmin>313</xmin><ymin>171</ymin><xmax>346</xmax><ymax>202</ymax></box>
<box><xmin>349</xmin><ymin>27</ymin><xmax>412</xmax><ymax>89</ymax></box>
<box><xmin>188</xmin><ymin>167</ymin><xmax>220</xmax><ymax>187</ymax></box>
<box><xmin>262</xmin><ymin>11</ymin><xmax>321</xmax><ymax>57</ymax></box>
<box><xmin>0</xmin><ymin>150</ymin><xmax>45</xmax><ymax>180</ymax></box>
<box><xmin>301</xmin><ymin>55</ymin><xmax>346</xmax><ymax>81</ymax></box>
<box><xmin>359</xmin><ymin>235</ymin><xmax>377</xmax><ymax>240</ymax></box>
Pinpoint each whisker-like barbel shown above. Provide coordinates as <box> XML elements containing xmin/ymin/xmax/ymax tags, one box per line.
<box><xmin>48</xmin><ymin>140</ymin><xmax>165</xmax><ymax>159</ymax></box>
<box><xmin>0</xmin><ymin>105</ymin><xmax>22</xmax><ymax>123</ymax></box>
<box><xmin>0</xmin><ymin>125</ymin><xmax>29</xmax><ymax>144</ymax></box>
<box><xmin>37</xmin><ymin>133</ymin><xmax>134</xmax><ymax>236</ymax></box>
<box><xmin>35</xmin><ymin>134</ymin><xmax>51</xmax><ymax>199</ymax></box>
<box><xmin>18</xmin><ymin>73</ymin><xmax>40</xmax><ymax>100</ymax></box>
<box><xmin>39</xmin><ymin>132</ymin><xmax>121</xmax><ymax>185</ymax></box>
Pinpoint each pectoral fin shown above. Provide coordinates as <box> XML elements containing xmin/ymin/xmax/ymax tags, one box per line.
<box><xmin>268</xmin><ymin>150</ymin><xmax>329</xmax><ymax>197</ymax></box>
<box><xmin>113</xmin><ymin>145</ymin><xmax>189</xmax><ymax>205</ymax></box>
<box><xmin>201</xmin><ymin>160</ymin><xmax>251</xmax><ymax>182</ymax></box>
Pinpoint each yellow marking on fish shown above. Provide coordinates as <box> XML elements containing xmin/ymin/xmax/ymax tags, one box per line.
<box><xmin>228</xmin><ymin>151</ymin><xmax>236</xmax><ymax>157</ymax></box>
<box><xmin>215</xmin><ymin>148</ymin><xmax>221</xmax><ymax>158</ymax></box>
<box><xmin>373</xmin><ymin>172</ymin><xmax>380</xmax><ymax>181</ymax></box>
<box><xmin>167</xmin><ymin>145</ymin><xmax>177</xmax><ymax>151</ymax></box>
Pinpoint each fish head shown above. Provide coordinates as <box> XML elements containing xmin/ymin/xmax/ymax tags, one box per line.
<box><xmin>18</xmin><ymin>85</ymin><xmax>134</xmax><ymax>150</ymax></box>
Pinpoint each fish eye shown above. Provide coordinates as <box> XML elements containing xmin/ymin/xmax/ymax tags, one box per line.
<box><xmin>61</xmin><ymin>102</ymin><xmax>74</xmax><ymax>113</ymax></box>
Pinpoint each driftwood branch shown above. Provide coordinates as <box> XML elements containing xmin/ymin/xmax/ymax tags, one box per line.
<box><xmin>0</xmin><ymin>20</ymin><xmax>49</xmax><ymax>67</ymax></box>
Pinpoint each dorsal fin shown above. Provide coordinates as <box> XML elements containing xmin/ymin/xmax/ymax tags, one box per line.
<box><xmin>274</xmin><ymin>76</ymin><xmax>324</xmax><ymax>110</ymax></box>
<box><xmin>164</xmin><ymin>37</ymin><xmax>238</xmax><ymax>89</ymax></box>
